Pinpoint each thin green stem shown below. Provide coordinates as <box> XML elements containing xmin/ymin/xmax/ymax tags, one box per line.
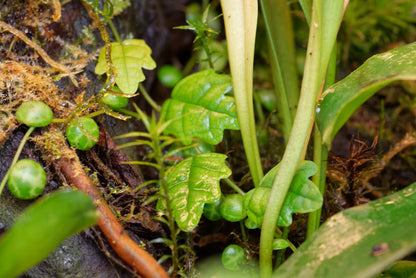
<box><xmin>274</xmin><ymin>226</ymin><xmax>289</xmax><ymax>267</ymax></box>
<box><xmin>306</xmin><ymin>44</ymin><xmax>336</xmax><ymax>238</ymax></box>
<box><xmin>240</xmin><ymin>221</ymin><xmax>247</xmax><ymax>242</ymax></box>
<box><xmin>138</xmin><ymin>83</ymin><xmax>161</xmax><ymax>112</ymax></box>
<box><xmin>0</xmin><ymin>126</ymin><xmax>36</xmax><ymax>196</ymax></box>
<box><xmin>224</xmin><ymin>178</ymin><xmax>245</xmax><ymax>196</ymax></box>
<box><xmin>151</xmin><ymin>128</ymin><xmax>179</xmax><ymax>276</ymax></box>
<box><xmin>108</xmin><ymin>19</ymin><xmax>121</xmax><ymax>43</ymax></box>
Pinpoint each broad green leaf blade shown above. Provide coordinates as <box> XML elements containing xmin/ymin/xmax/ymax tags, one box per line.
<box><xmin>273</xmin><ymin>183</ymin><xmax>416</xmax><ymax>278</ymax></box>
<box><xmin>0</xmin><ymin>190</ymin><xmax>97</xmax><ymax>277</ymax></box>
<box><xmin>317</xmin><ymin>42</ymin><xmax>416</xmax><ymax>149</ymax></box>
<box><xmin>95</xmin><ymin>39</ymin><xmax>156</xmax><ymax>94</ymax></box>
<box><xmin>161</xmin><ymin>69</ymin><xmax>240</xmax><ymax>145</ymax></box>
<box><xmin>164</xmin><ymin>153</ymin><xmax>231</xmax><ymax>231</ymax></box>
<box><xmin>244</xmin><ymin>161</ymin><xmax>322</xmax><ymax>228</ymax></box>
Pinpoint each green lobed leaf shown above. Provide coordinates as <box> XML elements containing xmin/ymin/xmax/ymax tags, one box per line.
<box><xmin>159</xmin><ymin>153</ymin><xmax>231</xmax><ymax>231</ymax></box>
<box><xmin>273</xmin><ymin>183</ymin><xmax>416</xmax><ymax>278</ymax></box>
<box><xmin>316</xmin><ymin>42</ymin><xmax>416</xmax><ymax>149</ymax></box>
<box><xmin>244</xmin><ymin>161</ymin><xmax>322</xmax><ymax>228</ymax></box>
<box><xmin>0</xmin><ymin>190</ymin><xmax>97</xmax><ymax>277</ymax></box>
<box><xmin>95</xmin><ymin>39</ymin><xmax>156</xmax><ymax>94</ymax></box>
<box><xmin>161</xmin><ymin>69</ymin><xmax>240</xmax><ymax>145</ymax></box>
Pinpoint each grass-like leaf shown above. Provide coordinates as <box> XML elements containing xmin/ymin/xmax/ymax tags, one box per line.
<box><xmin>316</xmin><ymin>42</ymin><xmax>416</xmax><ymax>149</ymax></box>
<box><xmin>273</xmin><ymin>183</ymin><xmax>416</xmax><ymax>278</ymax></box>
<box><xmin>161</xmin><ymin>69</ymin><xmax>240</xmax><ymax>145</ymax></box>
<box><xmin>0</xmin><ymin>190</ymin><xmax>97</xmax><ymax>277</ymax></box>
<box><xmin>95</xmin><ymin>39</ymin><xmax>156</xmax><ymax>94</ymax></box>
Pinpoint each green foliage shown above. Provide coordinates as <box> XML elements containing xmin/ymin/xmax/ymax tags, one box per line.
<box><xmin>0</xmin><ymin>190</ymin><xmax>97</xmax><ymax>277</ymax></box>
<box><xmin>316</xmin><ymin>42</ymin><xmax>416</xmax><ymax>149</ymax></box>
<box><xmin>15</xmin><ymin>101</ymin><xmax>53</xmax><ymax>128</ymax></box>
<box><xmin>157</xmin><ymin>153</ymin><xmax>231</xmax><ymax>231</ymax></box>
<box><xmin>7</xmin><ymin>159</ymin><xmax>46</xmax><ymax>200</ymax></box>
<box><xmin>244</xmin><ymin>161</ymin><xmax>322</xmax><ymax>229</ymax></box>
<box><xmin>341</xmin><ymin>0</ymin><xmax>416</xmax><ymax>64</ymax></box>
<box><xmin>161</xmin><ymin>69</ymin><xmax>240</xmax><ymax>145</ymax></box>
<box><xmin>375</xmin><ymin>261</ymin><xmax>416</xmax><ymax>278</ymax></box>
<box><xmin>273</xmin><ymin>183</ymin><xmax>416</xmax><ymax>278</ymax></box>
<box><xmin>95</xmin><ymin>39</ymin><xmax>156</xmax><ymax>94</ymax></box>
<box><xmin>273</xmin><ymin>238</ymin><xmax>290</xmax><ymax>250</ymax></box>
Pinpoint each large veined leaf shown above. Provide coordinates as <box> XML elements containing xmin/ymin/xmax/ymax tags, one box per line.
<box><xmin>95</xmin><ymin>39</ymin><xmax>156</xmax><ymax>94</ymax></box>
<box><xmin>161</xmin><ymin>69</ymin><xmax>240</xmax><ymax>145</ymax></box>
<box><xmin>0</xmin><ymin>190</ymin><xmax>97</xmax><ymax>277</ymax></box>
<box><xmin>244</xmin><ymin>161</ymin><xmax>322</xmax><ymax>228</ymax></box>
<box><xmin>317</xmin><ymin>42</ymin><xmax>416</xmax><ymax>149</ymax></box>
<box><xmin>273</xmin><ymin>183</ymin><xmax>416</xmax><ymax>278</ymax></box>
<box><xmin>159</xmin><ymin>153</ymin><xmax>231</xmax><ymax>231</ymax></box>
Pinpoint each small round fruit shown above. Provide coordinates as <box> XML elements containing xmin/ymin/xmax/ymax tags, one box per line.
<box><xmin>203</xmin><ymin>199</ymin><xmax>222</xmax><ymax>221</ymax></box>
<box><xmin>102</xmin><ymin>93</ymin><xmax>129</xmax><ymax>109</ymax></box>
<box><xmin>221</xmin><ymin>244</ymin><xmax>246</xmax><ymax>271</ymax></box>
<box><xmin>15</xmin><ymin>101</ymin><xmax>53</xmax><ymax>127</ymax></box>
<box><xmin>220</xmin><ymin>194</ymin><xmax>247</xmax><ymax>222</ymax></box>
<box><xmin>157</xmin><ymin>65</ymin><xmax>182</xmax><ymax>88</ymax></box>
<box><xmin>66</xmin><ymin>117</ymin><xmax>99</xmax><ymax>150</ymax></box>
<box><xmin>7</xmin><ymin>159</ymin><xmax>46</xmax><ymax>199</ymax></box>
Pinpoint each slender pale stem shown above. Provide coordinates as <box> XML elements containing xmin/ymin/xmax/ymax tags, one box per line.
<box><xmin>306</xmin><ymin>44</ymin><xmax>336</xmax><ymax>238</ymax></box>
<box><xmin>0</xmin><ymin>126</ymin><xmax>36</xmax><ymax>196</ymax></box>
<box><xmin>259</xmin><ymin>5</ymin><xmax>324</xmax><ymax>277</ymax></box>
<box><xmin>138</xmin><ymin>83</ymin><xmax>161</xmax><ymax>112</ymax></box>
<box><xmin>220</xmin><ymin>0</ymin><xmax>263</xmax><ymax>187</ymax></box>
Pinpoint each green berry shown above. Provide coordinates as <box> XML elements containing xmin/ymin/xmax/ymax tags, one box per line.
<box><xmin>220</xmin><ymin>194</ymin><xmax>247</xmax><ymax>222</ymax></box>
<box><xmin>66</xmin><ymin>117</ymin><xmax>99</xmax><ymax>150</ymax></box>
<box><xmin>102</xmin><ymin>93</ymin><xmax>129</xmax><ymax>109</ymax></box>
<box><xmin>8</xmin><ymin>159</ymin><xmax>46</xmax><ymax>199</ymax></box>
<box><xmin>203</xmin><ymin>199</ymin><xmax>222</xmax><ymax>221</ymax></box>
<box><xmin>15</xmin><ymin>101</ymin><xmax>53</xmax><ymax>127</ymax></box>
<box><xmin>157</xmin><ymin>65</ymin><xmax>182</xmax><ymax>88</ymax></box>
<box><xmin>221</xmin><ymin>244</ymin><xmax>246</xmax><ymax>271</ymax></box>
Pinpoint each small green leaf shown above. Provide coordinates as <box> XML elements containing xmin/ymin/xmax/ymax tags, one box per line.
<box><xmin>244</xmin><ymin>161</ymin><xmax>322</xmax><ymax>228</ymax></box>
<box><xmin>317</xmin><ymin>42</ymin><xmax>416</xmax><ymax>149</ymax></box>
<box><xmin>161</xmin><ymin>69</ymin><xmax>240</xmax><ymax>145</ymax></box>
<box><xmin>376</xmin><ymin>261</ymin><xmax>416</xmax><ymax>278</ymax></box>
<box><xmin>273</xmin><ymin>183</ymin><xmax>416</xmax><ymax>278</ymax></box>
<box><xmin>273</xmin><ymin>238</ymin><xmax>290</xmax><ymax>250</ymax></box>
<box><xmin>159</xmin><ymin>153</ymin><xmax>231</xmax><ymax>231</ymax></box>
<box><xmin>0</xmin><ymin>190</ymin><xmax>97</xmax><ymax>277</ymax></box>
<box><xmin>95</xmin><ymin>39</ymin><xmax>156</xmax><ymax>94</ymax></box>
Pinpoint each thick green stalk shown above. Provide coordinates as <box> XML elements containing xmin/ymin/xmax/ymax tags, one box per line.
<box><xmin>220</xmin><ymin>0</ymin><xmax>263</xmax><ymax>186</ymax></box>
<box><xmin>306</xmin><ymin>45</ymin><xmax>336</xmax><ymax>238</ymax></box>
<box><xmin>259</xmin><ymin>0</ymin><xmax>300</xmax><ymax>142</ymax></box>
<box><xmin>259</xmin><ymin>1</ymin><xmax>347</xmax><ymax>276</ymax></box>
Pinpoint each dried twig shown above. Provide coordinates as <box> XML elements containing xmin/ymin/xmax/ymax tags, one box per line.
<box><xmin>58</xmin><ymin>155</ymin><xmax>168</xmax><ymax>278</ymax></box>
<box><xmin>0</xmin><ymin>21</ymin><xmax>79</xmax><ymax>86</ymax></box>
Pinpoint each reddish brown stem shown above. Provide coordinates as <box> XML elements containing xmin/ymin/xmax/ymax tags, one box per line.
<box><xmin>59</xmin><ymin>157</ymin><xmax>168</xmax><ymax>278</ymax></box>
